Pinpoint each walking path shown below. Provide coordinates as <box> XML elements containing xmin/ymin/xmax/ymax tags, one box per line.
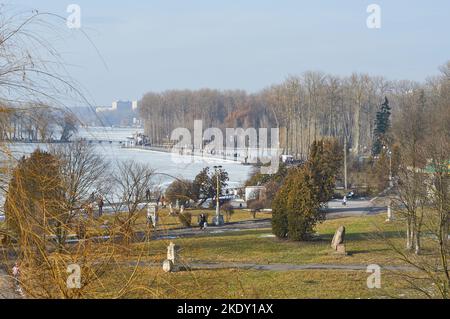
<box><xmin>145</xmin><ymin>198</ymin><xmax>385</xmax><ymax>240</ymax></box>
<box><xmin>127</xmin><ymin>260</ymin><xmax>417</xmax><ymax>272</ymax></box>
<box><xmin>325</xmin><ymin>198</ymin><xmax>386</xmax><ymax>219</ymax></box>
<box><xmin>56</xmin><ymin>199</ymin><xmax>387</xmax><ymax>244</ymax></box>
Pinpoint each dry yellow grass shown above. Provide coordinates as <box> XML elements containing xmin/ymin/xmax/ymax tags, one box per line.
<box><xmin>98</xmin><ymin>266</ymin><xmax>422</xmax><ymax>299</ymax></box>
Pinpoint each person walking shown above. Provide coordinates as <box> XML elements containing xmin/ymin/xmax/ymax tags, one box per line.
<box><xmin>198</xmin><ymin>213</ymin><xmax>204</xmax><ymax>229</ymax></box>
<box><xmin>203</xmin><ymin>216</ymin><xmax>208</xmax><ymax>230</ymax></box>
<box><xmin>98</xmin><ymin>197</ymin><xmax>104</xmax><ymax>217</ymax></box>
<box><xmin>198</xmin><ymin>213</ymin><xmax>207</xmax><ymax>230</ymax></box>
<box><xmin>342</xmin><ymin>195</ymin><xmax>347</xmax><ymax>206</ymax></box>
<box><xmin>153</xmin><ymin>210</ymin><xmax>159</xmax><ymax>227</ymax></box>
<box><xmin>157</xmin><ymin>195</ymin><xmax>161</xmax><ymax>206</ymax></box>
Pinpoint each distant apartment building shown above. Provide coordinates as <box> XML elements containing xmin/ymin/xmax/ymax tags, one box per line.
<box><xmin>94</xmin><ymin>100</ymin><xmax>141</xmax><ymax>127</ymax></box>
<box><xmin>96</xmin><ymin>100</ymin><xmax>138</xmax><ymax>113</ymax></box>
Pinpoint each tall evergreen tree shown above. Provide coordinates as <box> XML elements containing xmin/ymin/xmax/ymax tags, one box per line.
<box><xmin>372</xmin><ymin>97</ymin><xmax>391</xmax><ymax>156</ymax></box>
<box><xmin>307</xmin><ymin>139</ymin><xmax>342</xmax><ymax>203</ymax></box>
<box><xmin>271</xmin><ymin>167</ymin><xmax>322</xmax><ymax>240</ymax></box>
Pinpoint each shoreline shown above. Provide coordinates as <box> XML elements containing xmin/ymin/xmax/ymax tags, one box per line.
<box><xmin>120</xmin><ymin>145</ymin><xmax>252</xmax><ymax>165</ymax></box>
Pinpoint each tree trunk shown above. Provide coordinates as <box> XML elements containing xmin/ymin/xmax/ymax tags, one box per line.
<box><xmin>406</xmin><ymin>218</ymin><xmax>413</xmax><ymax>251</ymax></box>
<box><xmin>414</xmin><ymin>229</ymin><xmax>421</xmax><ymax>255</ymax></box>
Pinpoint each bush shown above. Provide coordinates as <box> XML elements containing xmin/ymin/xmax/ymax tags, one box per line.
<box><xmin>221</xmin><ymin>202</ymin><xmax>235</xmax><ymax>222</ymax></box>
<box><xmin>271</xmin><ymin>171</ymin><xmax>291</xmax><ymax>238</ymax></box>
<box><xmin>4</xmin><ymin>149</ymin><xmax>63</xmax><ymax>240</ymax></box>
<box><xmin>165</xmin><ymin>179</ymin><xmax>194</xmax><ymax>207</ymax></box>
<box><xmin>178</xmin><ymin>212</ymin><xmax>192</xmax><ymax>227</ymax></box>
<box><xmin>247</xmin><ymin>199</ymin><xmax>265</xmax><ymax>218</ymax></box>
<box><xmin>271</xmin><ymin>166</ymin><xmax>323</xmax><ymax>241</ymax></box>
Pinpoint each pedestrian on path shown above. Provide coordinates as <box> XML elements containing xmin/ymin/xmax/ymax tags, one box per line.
<box><xmin>98</xmin><ymin>197</ymin><xmax>104</xmax><ymax>217</ymax></box>
<box><xmin>198</xmin><ymin>213</ymin><xmax>207</xmax><ymax>230</ymax></box>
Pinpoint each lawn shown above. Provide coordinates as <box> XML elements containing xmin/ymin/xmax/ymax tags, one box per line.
<box><xmin>2</xmin><ymin>211</ymin><xmax>442</xmax><ymax>298</ymax></box>
<box><xmin>129</xmin><ymin>214</ymin><xmax>410</xmax><ymax>266</ymax></box>
<box><xmin>95</xmin><ymin>266</ymin><xmax>425</xmax><ymax>299</ymax></box>
<box><xmin>93</xmin><ymin>214</ymin><xmax>435</xmax><ymax>299</ymax></box>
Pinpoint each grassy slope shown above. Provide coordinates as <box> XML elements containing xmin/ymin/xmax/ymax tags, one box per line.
<box><xmin>92</xmin><ymin>214</ymin><xmax>431</xmax><ymax>298</ymax></box>
<box><xmin>130</xmin><ymin>214</ymin><xmax>408</xmax><ymax>266</ymax></box>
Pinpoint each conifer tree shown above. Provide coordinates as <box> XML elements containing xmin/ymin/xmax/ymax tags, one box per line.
<box><xmin>307</xmin><ymin>139</ymin><xmax>342</xmax><ymax>203</ymax></box>
<box><xmin>372</xmin><ymin>97</ymin><xmax>391</xmax><ymax>156</ymax></box>
<box><xmin>271</xmin><ymin>167</ymin><xmax>322</xmax><ymax>240</ymax></box>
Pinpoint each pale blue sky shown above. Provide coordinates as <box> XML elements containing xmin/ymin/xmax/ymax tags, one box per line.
<box><xmin>11</xmin><ymin>0</ymin><xmax>450</xmax><ymax>105</ymax></box>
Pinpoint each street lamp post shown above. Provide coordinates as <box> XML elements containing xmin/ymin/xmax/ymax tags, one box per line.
<box><xmin>213</xmin><ymin>165</ymin><xmax>224</xmax><ymax>226</ymax></box>
<box><xmin>383</xmin><ymin>146</ymin><xmax>394</xmax><ymax>222</ymax></box>
<box><xmin>384</xmin><ymin>146</ymin><xmax>393</xmax><ymax>188</ymax></box>
<box><xmin>344</xmin><ymin>138</ymin><xmax>347</xmax><ymax>192</ymax></box>
<box><xmin>389</xmin><ymin>150</ymin><xmax>393</xmax><ymax>187</ymax></box>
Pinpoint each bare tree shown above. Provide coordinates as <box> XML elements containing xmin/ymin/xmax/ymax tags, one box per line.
<box><xmin>386</xmin><ymin>63</ymin><xmax>450</xmax><ymax>298</ymax></box>
<box><xmin>49</xmin><ymin>141</ymin><xmax>109</xmax><ymax>248</ymax></box>
<box><xmin>392</xmin><ymin>90</ymin><xmax>429</xmax><ymax>253</ymax></box>
<box><xmin>108</xmin><ymin>160</ymin><xmax>155</xmax><ymax>245</ymax></box>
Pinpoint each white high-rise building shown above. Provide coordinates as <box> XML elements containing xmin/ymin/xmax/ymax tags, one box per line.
<box><xmin>96</xmin><ymin>100</ymin><xmax>137</xmax><ymax>113</ymax></box>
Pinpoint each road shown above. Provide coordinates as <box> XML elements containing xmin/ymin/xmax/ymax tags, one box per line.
<box><xmin>325</xmin><ymin>198</ymin><xmax>386</xmax><ymax>219</ymax></box>
<box><xmin>141</xmin><ymin>198</ymin><xmax>386</xmax><ymax>241</ymax></box>
<box><xmin>3</xmin><ymin>198</ymin><xmax>386</xmax><ymax>243</ymax></box>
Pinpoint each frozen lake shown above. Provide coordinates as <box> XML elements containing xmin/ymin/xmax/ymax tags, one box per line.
<box><xmin>4</xmin><ymin>127</ymin><xmax>253</xmax><ymax>189</ymax></box>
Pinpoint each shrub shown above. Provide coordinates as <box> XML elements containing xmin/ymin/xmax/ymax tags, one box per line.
<box><xmin>307</xmin><ymin>139</ymin><xmax>342</xmax><ymax>203</ymax></box>
<box><xmin>178</xmin><ymin>212</ymin><xmax>192</xmax><ymax>227</ymax></box>
<box><xmin>221</xmin><ymin>202</ymin><xmax>235</xmax><ymax>222</ymax></box>
<box><xmin>4</xmin><ymin>149</ymin><xmax>63</xmax><ymax>241</ymax></box>
<box><xmin>165</xmin><ymin>179</ymin><xmax>194</xmax><ymax>207</ymax></box>
<box><xmin>247</xmin><ymin>199</ymin><xmax>265</xmax><ymax>218</ymax></box>
<box><xmin>271</xmin><ymin>166</ymin><xmax>323</xmax><ymax>241</ymax></box>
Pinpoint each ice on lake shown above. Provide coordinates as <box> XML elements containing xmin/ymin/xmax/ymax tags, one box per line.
<box><xmin>3</xmin><ymin>127</ymin><xmax>253</xmax><ymax>189</ymax></box>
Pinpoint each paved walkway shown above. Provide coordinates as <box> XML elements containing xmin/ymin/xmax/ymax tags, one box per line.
<box><xmin>146</xmin><ymin>199</ymin><xmax>385</xmax><ymax>240</ymax></box>
<box><xmin>325</xmin><ymin>199</ymin><xmax>386</xmax><ymax>219</ymax></box>
<box><xmin>128</xmin><ymin>260</ymin><xmax>417</xmax><ymax>272</ymax></box>
<box><xmin>144</xmin><ymin>218</ymin><xmax>273</xmax><ymax>241</ymax></box>
<box><xmin>61</xmin><ymin>199</ymin><xmax>386</xmax><ymax>244</ymax></box>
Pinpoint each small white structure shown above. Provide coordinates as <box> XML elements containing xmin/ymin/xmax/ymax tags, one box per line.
<box><xmin>229</xmin><ymin>198</ymin><xmax>247</xmax><ymax>209</ymax></box>
<box><xmin>147</xmin><ymin>203</ymin><xmax>158</xmax><ymax>227</ymax></box>
<box><xmin>162</xmin><ymin>242</ymin><xmax>180</xmax><ymax>273</ymax></box>
<box><xmin>385</xmin><ymin>199</ymin><xmax>394</xmax><ymax>222</ymax></box>
<box><xmin>245</xmin><ymin>186</ymin><xmax>266</xmax><ymax>202</ymax></box>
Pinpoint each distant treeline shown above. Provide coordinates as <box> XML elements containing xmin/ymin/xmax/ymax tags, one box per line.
<box><xmin>139</xmin><ymin>64</ymin><xmax>449</xmax><ymax>159</ymax></box>
<box><xmin>0</xmin><ymin>105</ymin><xmax>78</xmax><ymax>142</ymax></box>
